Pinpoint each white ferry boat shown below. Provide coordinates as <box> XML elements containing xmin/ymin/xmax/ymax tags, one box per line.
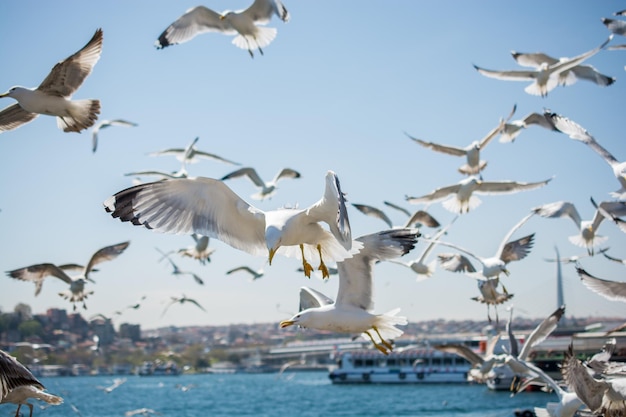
<box><xmin>328</xmin><ymin>347</ymin><xmax>472</xmax><ymax>384</ymax></box>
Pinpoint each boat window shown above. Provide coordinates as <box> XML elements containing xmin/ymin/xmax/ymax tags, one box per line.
<box><xmin>442</xmin><ymin>357</ymin><xmax>453</xmax><ymax>365</ymax></box>
<box><xmin>386</xmin><ymin>359</ymin><xmax>396</xmax><ymax>367</ymax></box>
<box><xmin>431</xmin><ymin>358</ymin><xmax>441</xmax><ymax>366</ymax></box>
<box><xmin>365</xmin><ymin>359</ymin><xmax>375</xmax><ymax>367</ymax></box>
<box><xmin>354</xmin><ymin>359</ymin><xmax>363</xmax><ymax>367</ymax></box>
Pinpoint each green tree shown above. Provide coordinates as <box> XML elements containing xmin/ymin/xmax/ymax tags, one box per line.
<box><xmin>18</xmin><ymin>320</ymin><xmax>43</xmax><ymax>338</ymax></box>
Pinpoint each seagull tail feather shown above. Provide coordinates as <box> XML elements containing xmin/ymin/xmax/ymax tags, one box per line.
<box><xmin>59</xmin><ymin>99</ymin><xmax>101</xmax><ymax>132</ymax></box>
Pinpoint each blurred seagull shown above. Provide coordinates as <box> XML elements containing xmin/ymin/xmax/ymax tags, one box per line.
<box><xmin>148</xmin><ymin>137</ymin><xmax>240</xmax><ymax>166</ymax></box>
<box><xmin>155</xmin><ymin>0</ymin><xmax>290</xmax><ymax>58</ymax></box>
<box><xmin>221</xmin><ymin>167</ymin><xmax>301</xmax><ymax>200</ymax></box>
<box><xmin>473</xmin><ymin>36</ymin><xmax>612</xmax><ymax>97</ymax></box>
<box><xmin>470</xmin><ymin>277</ymin><xmax>513</xmax><ymax>324</ymax></box>
<box><xmin>0</xmin><ymin>349</ymin><xmax>63</xmax><ymax>416</ymax></box>
<box><xmin>388</xmin><ymin>216</ymin><xmax>457</xmax><ymax>280</ymax></box>
<box><xmin>124</xmin><ymin>167</ymin><xmax>188</xmax><ymax>181</ymax></box>
<box><xmin>352</xmin><ymin>202</ymin><xmax>440</xmax><ymax>229</ymax></box>
<box><xmin>125</xmin><ymin>409</ymin><xmax>161</xmax><ymax>417</ymax></box>
<box><xmin>498</xmin><ymin>112</ymin><xmax>557</xmax><ymax>143</ymax></box>
<box><xmin>602</xmin><ymin>17</ymin><xmax>626</xmax><ymax>36</ymax></box>
<box><xmin>575</xmin><ymin>266</ymin><xmax>626</xmax><ymax>302</ymax></box>
<box><xmin>162</xmin><ymin>294</ymin><xmax>206</xmax><ymax>317</ymax></box>
<box><xmin>280</xmin><ymin>229</ymin><xmax>420</xmax><ymax>355</ymax></box>
<box><xmin>510</xmin><ymin>49</ymin><xmax>615</xmax><ymax>89</ymax></box>
<box><xmin>532</xmin><ymin>200</ymin><xmax>626</xmax><ymax>255</ymax></box>
<box><xmin>602</xmin><ymin>251</ymin><xmax>626</xmax><ymax>266</ymax></box>
<box><xmin>91</xmin><ymin>119</ymin><xmax>137</xmax><ymax>153</ymax></box>
<box><xmin>97</xmin><ymin>378</ymin><xmax>127</xmax><ymax>394</ymax></box>
<box><xmin>544</xmin><ymin>248</ymin><xmax>608</xmax><ymax>264</ymax></box>
<box><xmin>105</xmin><ymin>170</ymin><xmax>360</xmax><ymax>279</ymax></box>
<box><xmin>434</xmin><ymin>212</ymin><xmax>535</xmax><ymax>279</ymax></box>
<box><xmin>406</xmin><ymin>176</ymin><xmax>551</xmax><ymax>214</ymax></box>
<box><xmin>5</xmin><ymin>241</ymin><xmax>130</xmax><ymax>310</ymax></box>
<box><xmin>0</xmin><ymin>29</ymin><xmax>102</xmax><ymax>133</ymax></box>
<box><xmin>405</xmin><ymin>105</ymin><xmax>514</xmax><ymax>177</ymax></box>
<box><xmin>156</xmin><ymin>248</ymin><xmax>204</xmax><ymax>285</ymax></box>
<box><xmin>177</xmin><ymin>234</ymin><xmax>215</xmax><ymax>264</ymax></box>
<box><xmin>226</xmin><ymin>265</ymin><xmax>264</xmax><ymax>280</ymax></box>
<box><xmin>546</xmin><ymin>111</ymin><xmax>626</xmax><ymax>199</ymax></box>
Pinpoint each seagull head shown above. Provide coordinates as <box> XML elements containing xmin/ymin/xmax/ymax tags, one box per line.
<box><xmin>0</xmin><ymin>86</ymin><xmax>26</xmax><ymax>99</ymax></box>
<box><xmin>280</xmin><ymin>309</ymin><xmax>317</xmax><ymax>329</ymax></box>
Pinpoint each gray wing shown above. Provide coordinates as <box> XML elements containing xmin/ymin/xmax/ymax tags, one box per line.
<box><xmin>438</xmin><ymin>253</ymin><xmax>477</xmax><ymax>273</ymax></box>
<box><xmin>6</xmin><ymin>263</ymin><xmax>73</xmax><ymax>294</ymax></box>
<box><xmin>155</xmin><ymin>6</ymin><xmax>234</xmax><ymax>49</ymax></box>
<box><xmin>518</xmin><ymin>305</ymin><xmax>565</xmax><ymax>361</ymax></box>
<box><xmin>532</xmin><ymin>201</ymin><xmax>582</xmax><ymax>228</ymax></box>
<box><xmin>407</xmin><ymin>134</ymin><xmax>466</xmax><ymax>157</ymax></box>
<box><xmin>499</xmin><ymin>234</ymin><xmax>534</xmax><ymax>264</ymax></box>
<box><xmin>474</xmin><ymin>178</ymin><xmax>551</xmax><ymax>195</ymax></box>
<box><xmin>496</xmin><ymin>212</ymin><xmax>535</xmax><ymax>260</ymax></box>
<box><xmin>545</xmin><ymin>36</ymin><xmax>612</xmax><ymax>76</ymax></box>
<box><xmin>104</xmin><ymin>177</ymin><xmax>268</xmax><ymax>256</ymax></box>
<box><xmin>545</xmin><ymin>111</ymin><xmax>599</xmax><ymax>142</ymax></box>
<box><xmin>562</xmin><ymin>344</ymin><xmax>607</xmax><ymax>413</ymax></box>
<box><xmin>189</xmin><ymin>149</ymin><xmax>241</xmax><ymax>165</ymax></box>
<box><xmin>335</xmin><ymin>229</ymin><xmax>419</xmax><ymax>310</ymax></box>
<box><xmin>273</xmin><ymin>168</ymin><xmax>301</xmax><ymax>183</ymax></box>
<box><xmin>298</xmin><ymin>286</ymin><xmax>334</xmax><ymax>311</ymax></box>
<box><xmin>473</xmin><ymin>65</ymin><xmax>538</xmax><ymax>81</ymax></box>
<box><xmin>352</xmin><ymin>203</ymin><xmax>393</xmax><ymax>228</ymax></box>
<box><xmin>570</xmin><ymin>65</ymin><xmax>615</xmax><ymax>86</ymax></box>
<box><xmin>383</xmin><ymin>201</ymin><xmax>411</xmax><ymax>217</ymax></box>
<box><xmin>309</xmin><ymin>171</ymin><xmax>352</xmax><ymax>250</ymax></box>
<box><xmin>432</xmin><ymin>344</ymin><xmax>484</xmax><ymax>366</ymax></box>
<box><xmin>511</xmin><ymin>51</ymin><xmax>560</xmax><ymax>68</ymax></box>
<box><xmin>603</xmin><ymin>18</ymin><xmax>626</xmax><ymax>36</ymax></box>
<box><xmin>38</xmin><ymin>28</ymin><xmax>103</xmax><ymax>97</ymax></box>
<box><xmin>405</xmin><ymin>183</ymin><xmax>462</xmax><ymax>204</ymax></box>
<box><xmin>243</xmin><ymin>0</ymin><xmax>290</xmax><ymax>24</ymax></box>
<box><xmin>403</xmin><ymin>210</ymin><xmax>440</xmax><ymax>228</ymax></box>
<box><xmin>221</xmin><ymin>167</ymin><xmax>265</xmax><ymax>187</ymax></box>
<box><xmin>0</xmin><ymin>103</ymin><xmax>38</xmax><ymax>132</ymax></box>
<box><xmin>84</xmin><ymin>241</ymin><xmax>130</xmax><ymax>278</ymax></box>
<box><xmin>0</xmin><ymin>349</ymin><xmax>45</xmax><ymax>400</ymax></box>
<box><xmin>522</xmin><ymin>112</ymin><xmax>557</xmax><ymax>130</ymax></box>
<box><xmin>576</xmin><ymin>267</ymin><xmax>626</xmax><ymax>302</ymax></box>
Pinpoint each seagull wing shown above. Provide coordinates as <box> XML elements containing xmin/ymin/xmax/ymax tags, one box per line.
<box><xmin>532</xmin><ymin>201</ymin><xmax>582</xmax><ymax>230</ymax></box>
<box><xmin>546</xmin><ymin>36</ymin><xmax>612</xmax><ymax>76</ymax></box>
<box><xmin>523</xmin><ymin>112</ymin><xmax>556</xmax><ymax>130</ymax></box>
<box><xmin>473</xmin><ymin>65</ymin><xmax>538</xmax><ymax>81</ymax></box>
<box><xmin>123</xmin><ymin>170</ymin><xmax>181</xmax><ymax>179</ymax></box>
<box><xmin>475</xmin><ymin>178</ymin><xmax>551</xmax><ymax>195</ymax></box>
<box><xmin>84</xmin><ymin>241</ymin><xmax>130</xmax><ymax>278</ymax></box>
<box><xmin>6</xmin><ymin>263</ymin><xmax>73</xmax><ymax>295</ymax></box>
<box><xmin>352</xmin><ymin>204</ymin><xmax>393</xmax><ymax>228</ymax></box>
<box><xmin>403</xmin><ymin>210</ymin><xmax>440</xmax><ymax>228</ymax></box>
<box><xmin>562</xmin><ymin>344</ymin><xmax>607</xmax><ymax>413</ymax></box>
<box><xmin>417</xmin><ymin>217</ymin><xmax>458</xmax><ymax>263</ymax></box>
<box><xmin>438</xmin><ymin>253</ymin><xmax>477</xmax><ymax>273</ymax></box>
<box><xmin>406</xmin><ymin>183</ymin><xmax>462</xmax><ymax>204</ymax></box>
<box><xmin>495</xmin><ymin>212</ymin><xmax>535</xmax><ymax>261</ymax></box>
<box><xmin>511</xmin><ymin>51</ymin><xmax>560</xmax><ymax>68</ymax></box>
<box><xmin>226</xmin><ymin>266</ymin><xmax>256</xmax><ymax>276</ymax></box>
<box><xmin>243</xmin><ymin>0</ymin><xmax>290</xmax><ymax>24</ymax></box>
<box><xmin>38</xmin><ymin>28</ymin><xmax>103</xmax><ymax>97</ymax></box>
<box><xmin>185</xmin><ymin>298</ymin><xmax>207</xmax><ymax>312</ymax></box>
<box><xmin>407</xmin><ymin>134</ymin><xmax>466</xmax><ymax>157</ymax></box>
<box><xmin>298</xmin><ymin>286</ymin><xmax>334</xmax><ymax>311</ymax></box>
<box><xmin>0</xmin><ymin>103</ymin><xmax>39</xmax><ymax>132</ymax></box>
<box><xmin>570</xmin><ymin>65</ymin><xmax>615</xmax><ymax>86</ymax></box>
<box><xmin>0</xmin><ymin>349</ymin><xmax>45</xmax><ymax>399</ymax></box>
<box><xmin>576</xmin><ymin>267</ymin><xmax>626</xmax><ymax>302</ymax></box>
<box><xmin>383</xmin><ymin>201</ymin><xmax>411</xmax><ymax>217</ymax></box>
<box><xmin>273</xmin><ymin>168</ymin><xmax>301</xmax><ymax>183</ymax></box>
<box><xmin>156</xmin><ymin>6</ymin><xmax>234</xmax><ymax>49</ymax></box>
<box><xmin>189</xmin><ymin>149</ymin><xmax>240</xmax><ymax>165</ymax></box>
<box><xmin>105</xmin><ymin>178</ymin><xmax>267</xmax><ymax>256</ymax></box>
<box><xmin>221</xmin><ymin>167</ymin><xmax>265</xmax><ymax>187</ymax></box>
<box><xmin>335</xmin><ymin>229</ymin><xmax>418</xmax><ymax>310</ymax></box>
<box><xmin>433</xmin><ymin>344</ymin><xmax>484</xmax><ymax>366</ymax></box>
<box><xmin>518</xmin><ymin>305</ymin><xmax>565</xmax><ymax>361</ymax></box>
<box><xmin>308</xmin><ymin>171</ymin><xmax>352</xmax><ymax>250</ymax></box>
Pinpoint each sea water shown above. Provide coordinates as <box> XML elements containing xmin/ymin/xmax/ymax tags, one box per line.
<box><xmin>23</xmin><ymin>372</ymin><xmax>551</xmax><ymax>417</ymax></box>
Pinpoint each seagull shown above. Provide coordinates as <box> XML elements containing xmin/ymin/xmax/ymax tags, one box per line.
<box><xmin>388</xmin><ymin>216</ymin><xmax>457</xmax><ymax>280</ymax></box>
<box><xmin>405</xmin><ymin>105</ymin><xmax>514</xmax><ymax>177</ymax></box>
<box><xmin>104</xmin><ymin>170</ymin><xmax>359</xmax><ymax>279</ymax></box>
<box><xmin>161</xmin><ymin>294</ymin><xmax>207</xmax><ymax>317</ymax></box>
<box><xmin>543</xmin><ymin>247</ymin><xmax>608</xmax><ymax>264</ymax></box>
<box><xmin>406</xmin><ymin>176</ymin><xmax>551</xmax><ymax>214</ymax></box>
<box><xmin>0</xmin><ymin>349</ymin><xmax>63</xmax><ymax>417</ymax></box>
<box><xmin>176</xmin><ymin>234</ymin><xmax>215</xmax><ymax>265</ymax></box>
<box><xmin>0</xmin><ymin>28</ymin><xmax>102</xmax><ymax>133</ymax></box>
<box><xmin>435</xmin><ymin>212</ymin><xmax>535</xmax><ymax>279</ymax></box>
<box><xmin>226</xmin><ymin>265</ymin><xmax>264</xmax><ymax>280</ymax></box>
<box><xmin>575</xmin><ymin>266</ymin><xmax>626</xmax><ymax>303</ymax></box>
<box><xmin>561</xmin><ymin>343</ymin><xmax>626</xmax><ymax>417</ymax></box>
<box><xmin>470</xmin><ymin>277</ymin><xmax>514</xmax><ymax>324</ymax></box>
<box><xmin>156</xmin><ymin>248</ymin><xmax>204</xmax><ymax>285</ymax></box>
<box><xmin>124</xmin><ymin>167</ymin><xmax>189</xmax><ymax>181</ymax></box>
<box><xmin>498</xmin><ymin>112</ymin><xmax>557</xmax><ymax>143</ymax></box>
<box><xmin>148</xmin><ymin>137</ymin><xmax>240</xmax><ymax>166</ymax></box>
<box><xmin>602</xmin><ymin>17</ymin><xmax>626</xmax><ymax>36</ymax></box>
<box><xmin>5</xmin><ymin>241</ymin><xmax>130</xmax><ymax>310</ymax></box>
<box><xmin>114</xmin><ymin>295</ymin><xmax>147</xmax><ymax>316</ymax></box>
<box><xmin>433</xmin><ymin>335</ymin><xmax>504</xmax><ymax>383</ymax></box>
<box><xmin>473</xmin><ymin>36</ymin><xmax>612</xmax><ymax>97</ymax></box>
<box><xmin>97</xmin><ymin>378</ymin><xmax>127</xmax><ymax>394</ymax></box>
<box><xmin>91</xmin><ymin>119</ymin><xmax>137</xmax><ymax>153</ymax></box>
<box><xmin>280</xmin><ymin>229</ymin><xmax>419</xmax><ymax>354</ymax></box>
<box><xmin>602</xmin><ymin>251</ymin><xmax>626</xmax><ymax>266</ymax></box>
<box><xmin>125</xmin><ymin>408</ymin><xmax>162</xmax><ymax>417</ymax></box>
<box><xmin>532</xmin><ymin>200</ymin><xmax>626</xmax><ymax>255</ymax></box>
<box><xmin>155</xmin><ymin>0</ymin><xmax>290</xmax><ymax>58</ymax></box>
<box><xmin>545</xmin><ymin>111</ymin><xmax>626</xmax><ymax>199</ymax></box>
<box><xmin>352</xmin><ymin>202</ymin><xmax>440</xmax><ymax>229</ymax></box>
<box><xmin>510</xmin><ymin>50</ymin><xmax>615</xmax><ymax>89</ymax></box>
<box><xmin>220</xmin><ymin>167</ymin><xmax>301</xmax><ymax>200</ymax></box>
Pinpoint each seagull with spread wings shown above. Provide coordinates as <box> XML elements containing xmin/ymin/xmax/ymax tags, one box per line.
<box><xmin>148</xmin><ymin>137</ymin><xmax>240</xmax><ymax>166</ymax></box>
<box><xmin>161</xmin><ymin>294</ymin><xmax>206</xmax><ymax>318</ymax></box>
<box><xmin>405</xmin><ymin>105</ymin><xmax>514</xmax><ymax>177</ymax></box>
<box><xmin>498</xmin><ymin>112</ymin><xmax>557</xmax><ymax>143</ymax></box>
<box><xmin>155</xmin><ymin>0</ymin><xmax>290</xmax><ymax>58</ymax></box>
<box><xmin>351</xmin><ymin>202</ymin><xmax>440</xmax><ymax>230</ymax></box>
<box><xmin>105</xmin><ymin>171</ymin><xmax>359</xmax><ymax>279</ymax></box>
<box><xmin>221</xmin><ymin>167</ymin><xmax>301</xmax><ymax>200</ymax></box>
<box><xmin>226</xmin><ymin>265</ymin><xmax>264</xmax><ymax>281</ymax></box>
<box><xmin>0</xmin><ymin>28</ymin><xmax>102</xmax><ymax>133</ymax></box>
<box><xmin>156</xmin><ymin>248</ymin><xmax>204</xmax><ymax>285</ymax></box>
<box><xmin>5</xmin><ymin>241</ymin><xmax>130</xmax><ymax>310</ymax></box>
<box><xmin>91</xmin><ymin>119</ymin><xmax>137</xmax><ymax>153</ymax></box>
<box><xmin>280</xmin><ymin>229</ymin><xmax>420</xmax><ymax>354</ymax></box>
<box><xmin>406</xmin><ymin>176</ymin><xmax>551</xmax><ymax>214</ymax></box>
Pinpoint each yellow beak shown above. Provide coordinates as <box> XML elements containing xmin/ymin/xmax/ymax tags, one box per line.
<box><xmin>269</xmin><ymin>248</ymin><xmax>276</xmax><ymax>265</ymax></box>
<box><xmin>0</xmin><ymin>92</ymin><xmax>8</xmax><ymax>98</ymax></box>
<box><xmin>279</xmin><ymin>320</ymin><xmax>295</xmax><ymax>328</ymax></box>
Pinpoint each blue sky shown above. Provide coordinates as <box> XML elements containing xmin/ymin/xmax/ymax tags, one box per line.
<box><xmin>1</xmin><ymin>2</ymin><xmax>624</xmax><ymax>331</ymax></box>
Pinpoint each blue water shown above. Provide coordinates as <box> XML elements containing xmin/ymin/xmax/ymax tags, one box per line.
<box><xmin>27</xmin><ymin>372</ymin><xmax>552</xmax><ymax>417</ymax></box>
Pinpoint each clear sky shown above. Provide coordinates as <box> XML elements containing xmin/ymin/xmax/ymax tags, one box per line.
<box><xmin>1</xmin><ymin>2</ymin><xmax>624</xmax><ymax>331</ymax></box>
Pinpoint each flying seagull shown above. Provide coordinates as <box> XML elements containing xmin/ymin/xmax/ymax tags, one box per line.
<box><xmin>91</xmin><ymin>119</ymin><xmax>137</xmax><ymax>153</ymax></box>
<box><xmin>280</xmin><ymin>228</ymin><xmax>420</xmax><ymax>354</ymax></box>
<box><xmin>148</xmin><ymin>137</ymin><xmax>240</xmax><ymax>166</ymax></box>
<box><xmin>226</xmin><ymin>265</ymin><xmax>264</xmax><ymax>281</ymax></box>
<box><xmin>161</xmin><ymin>294</ymin><xmax>207</xmax><ymax>317</ymax></box>
<box><xmin>156</xmin><ymin>248</ymin><xmax>204</xmax><ymax>285</ymax></box>
<box><xmin>104</xmin><ymin>171</ymin><xmax>359</xmax><ymax>279</ymax></box>
<box><xmin>155</xmin><ymin>0</ymin><xmax>290</xmax><ymax>58</ymax></box>
<box><xmin>0</xmin><ymin>28</ymin><xmax>103</xmax><ymax>133</ymax></box>
<box><xmin>352</xmin><ymin>202</ymin><xmax>440</xmax><ymax>229</ymax></box>
<box><xmin>406</xmin><ymin>176</ymin><xmax>551</xmax><ymax>214</ymax></box>
<box><xmin>473</xmin><ymin>36</ymin><xmax>612</xmax><ymax>97</ymax></box>
<box><xmin>575</xmin><ymin>266</ymin><xmax>626</xmax><ymax>302</ymax></box>
<box><xmin>0</xmin><ymin>349</ymin><xmax>63</xmax><ymax>416</ymax></box>
<box><xmin>6</xmin><ymin>241</ymin><xmax>130</xmax><ymax>310</ymax></box>
<box><xmin>498</xmin><ymin>112</ymin><xmax>557</xmax><ymax>143</ymax></box>
<box><xmin>221</xmin><ymin>167</ymin><xmax>301</xmax><ymax>200</ymax></box>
